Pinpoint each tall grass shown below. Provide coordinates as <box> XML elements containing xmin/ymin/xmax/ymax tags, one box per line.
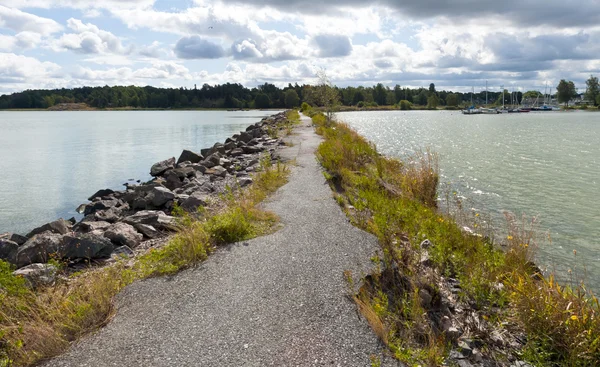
<box><xmin>0</xmin><ymin>153</ymin><xmax>290</xmax><ymax>366</ymax></box>
<box><xmin>312</xmin><ymin>112</ymin><xmax>600</xmax><ymax>366</ymax></box>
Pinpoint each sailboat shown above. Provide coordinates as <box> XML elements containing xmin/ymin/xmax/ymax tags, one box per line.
<box><xmin>479</xmin><ymin>81</ymin><xmax>499</xmax><ymax>114</ymax></box>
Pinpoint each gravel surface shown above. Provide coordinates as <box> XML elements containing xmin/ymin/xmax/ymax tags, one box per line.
<box><xmin>43</xmin><ymin>116</ymin><xmax>400</xmax><ymax>367</ymax></box>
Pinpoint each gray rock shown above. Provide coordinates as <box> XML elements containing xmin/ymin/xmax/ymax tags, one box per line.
<box><xmin>230</xmin><ymin>148</ymin><xmax>244</xmax><ymax>157</ymax></box>
<box><xmin>104</xmin><ymin>223</ymin><xmax>143</xmax><ymax>248</ymax></box>
<box><xmin>202</xmin><ymin>154</ymin><xmax>221</xmax><ymax>168</ymax></box>
<box><xmin>123</xmin><ymin>211</ymin><xmax>176</xmax><ymax>230</ymax></box>
<box><xmin>111</xmin><ymin>246</ymin><xmax>135</xmax><ymax>259</ymax></box>
<box><xmin>224</xmin><ymin>141</ymin><xmax>237</xmax><ymax>151</ymax></box>
<box><xmin>419</xmin><ymin>288</ymin><xmax>432</xmax><ymax>308</ymax></box>
<box><xmin>8</xmin><ymin>233</ymin><xmax>28</xmax><ymax>245</ymax></box>
<box><xmin>219</xmin><ymin>158</ymin><xmax>232</xmax><ymax>168</ymax></box>
<box><xmin>150</xmin><ymin>157</ymin><xmax>176</xmax><ymax>177</ymax></box>
<box><xmin>457</xmin><ymin>340</ymin><xmax>473</xmax><ymax>357</ymax></box>
<box><xmin>177</xmin><ymin>149</ymin><xmax>203</xmax><ymax>165</ymax></box>
<box><xmin>13</xmin><ymin>263</ymin><xmax>57</xmax><ymax>288</ymax></box>
<box><xmin>171</xmin><ymin>167</ymin><xmax>195</xmax><ymax>179</ymax></box>
<box><xmin>182</xmin><ymin>192</ymin><xmax>210</xmax><ymax>212</ymax></box>
<box><xmin>164</xmin><ymin>171</ymin><xmax>183</xmax><ymax>191</ymax></box>
<box><xmin>200</xmin><ymin>148</ymin><xmax>211</xmax><ymax>157</ymax></box>
<box><xmin>420</xmin><ymin>239</ymin><xmax>432</xmax><ymax>249</ymax></box>
<box><xmin>207</xmin><ymin>166</ymin><xmax>227</xmax><ymax>178</ymax></box>
<box><xmin>151</xmin><ymin>186</ymin><xmax>175</xmax><ymax>207</ymax></box>
<box><xmin>0</xmin><ymin>239</ymin><xmax>19</xmax><ymax>264</ymax></box>
<box><xmin>74</xmin><ymin>221</ymin><xmax>112</xmax><ymax>233</ymax></box>
<box><xmin>16</xmin><ymin>232</ymin><xmax>64</xmax><ymax>268</ymax></box>
<box><xmin>60</xmin><ymin>234</ymin><xmax>114</xmax><ymax>260</ymax></box>
<box><xmin>238</xmin><ymin>131</ymin><xmax>253</xmax><ymax>143</ymax></box>
<box><xmin>94</xmin><ymin>207</ymin><xmax>122</xmax><ymax>223</ymax></box>
<box><xmin>211</xmin><ymin>143</ymin><xmax>226</xmax><ymax>155</ymax></box>
<box><xmin>83</xmin><ymin>198</ymin><xmax>120</xmax><ymax>216</ymax></box>
<box><xmin>134</xmin><ymin>224</ymin><xmax>160</xmax><ymax>239</ymax></box>
<box><xmin>237</xmin><ymin>177</ymin><xmax>253</xmax><ymax>187</ymax></box>
<box><xmin>27</xmin><ymin>218</ymin><xmax>72</xmax><ymax>238</ymax></box>
<box><xmin>243</xmin><ymin>145</ymin><xmax>263</xmax><ymax>154</ymax></box>
<box><xmin>88</xmin><ymin>189</ymin><xmax>115</xmax><ymax>201</ymax></box>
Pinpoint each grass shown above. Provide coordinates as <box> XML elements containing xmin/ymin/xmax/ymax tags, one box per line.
<box><xmin>0</xmin><ymin>122</ymin><xmax>292</xmax><ymax>366</ymax></box>
<box><xmin>311</xmin><ymin>111</ymin><xmax>600</xmax><ymax>366</ymax></box>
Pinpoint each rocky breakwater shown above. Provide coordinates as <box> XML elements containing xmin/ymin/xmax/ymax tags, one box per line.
<box><xmin>0</xmin><ymin>111</ymin><xmax>289</xmax><ymax>287</ymax></box>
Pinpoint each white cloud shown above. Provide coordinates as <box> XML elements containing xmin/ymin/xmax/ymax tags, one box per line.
<box><xmin>52</xmin><ymin>18</ymin><xmax>131</xmax><ymax>55</ymax></box>
<box><xmin>0</xmin><ymin>0</ymin><xmax>155</xmax><ymax>10</ymax></box>
<box><xmin>0</xmin><ymin>5</ymin><xmax>62</xmax><ymax>35</ymax></box>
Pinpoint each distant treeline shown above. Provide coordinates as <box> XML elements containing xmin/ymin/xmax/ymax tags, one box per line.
<box><xmin>0</xmin><ymin>82</ymin><xmax>525</xmax><ymax>110</ymax></box>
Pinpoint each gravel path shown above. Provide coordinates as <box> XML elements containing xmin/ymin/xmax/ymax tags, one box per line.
<box><xmin>44</xmin><ymin>116</ymin><xmax>399</xmax><ymax>367</ymax></box>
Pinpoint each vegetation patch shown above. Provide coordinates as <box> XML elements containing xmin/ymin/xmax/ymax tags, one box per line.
<box><xmin>311</xmin><ymin>110</ymin><xmax>600</xmax><ymax>366</ymax></box>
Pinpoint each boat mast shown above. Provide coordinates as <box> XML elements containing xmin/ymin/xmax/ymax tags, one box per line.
<box><xmin>486</xmin><ymin>80</ymin><xmax>488</xmax><ymax>105</ymax></box>
<box><xmin>502</xmin><ymin>85</ymin><xmax>505</xmax><ymax>109</ymax></box>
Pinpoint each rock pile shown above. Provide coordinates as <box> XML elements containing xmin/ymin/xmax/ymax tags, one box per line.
<box><xmin>0</xmin><ymin>112</ymin><xmax>290</xmax><ymax>283</ymax></box>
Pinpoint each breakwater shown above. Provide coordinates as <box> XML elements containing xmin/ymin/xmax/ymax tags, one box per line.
<box><xmin>0</xmin><ymin>112</ymin><xmax>289</xmax><ymax>282</ymax></box>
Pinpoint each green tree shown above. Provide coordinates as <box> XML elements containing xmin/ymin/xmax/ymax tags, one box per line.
<box><xmin>254</xmin><ymin>93</ymin><xmax>271</xmax><ymax>109</ymax></box>
<box><xmin>427</xmin><ymin>94</ymin><xmax>439</xmax><ymax>109</ymax></box>
<box><xmin>416</xmin><ymin>90</ymin><xmax>428</xmax><ymax>105</ymax></box>
<box><xmin>556</xmin><ymin>79</ymin><xmax>577</xmax><ymax>107</ymax></box>
<box><xmin>585</xmin><ymin>75</ymin><xmax>599</xmax><ymax>106</ymax></box>
<box><xmin>399</xmin><ymin>100</ymin><xmax>412</xmax><ymax>110</ymax></box>
<box><xmin>373</xmin><ymin>83</ymin><xmax>387</xmax><ymax>106</ymax></box>
<box><xmin>445</xmin><ymin>93</ymin><xmax>459</xmax><ymax>107</ymax></box>
<box><xmin>284</xmin><ymin>89</ymin><xmax>300</xmax><ymax>108</ymax></box>
<box><xmin>315</xmin><ymin>69</ymin><xmax>340</xmax><ymax>123</ymax></box>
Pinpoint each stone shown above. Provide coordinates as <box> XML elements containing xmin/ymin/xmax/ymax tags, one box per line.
<box><xmin>150</xmin><ymin>157</ymin><xmax>176</xmax><ymax>176</ymax></box>
<box><xmin>238</xmin><ymin>131</ymin><xmax>253</xmax><ymax>143</ymax></box>
<box><xmin>94</xmin><ymin>207</ymin><xmax>122</xmax><ymax>223</ymax></box>
<box><xmin>88</xmin><ymin>189</ymin><xmax>115</xmax><ymax>201</ymax></box>
<box><xmin>224</xmin><ymin>141</ymin><xmax>237</xmax><ymax>151</ymax></box>
<box><xmin>420</xmin><ymin>239</ymin><xmax>432</xmax><ymax>249</ymax></box>
<box><xmin>9</xmin><ymin>233</ymin><xmax>28</xmax><ymax>245</ymax></box>
<box><xmin>151</xmin><ymin>186</ymin><xmax>175</xmax><ymax>207</ymax></box>
<box><xmin>111</xmin><ymin>246</ymin><xmax>135</xmax><ymax>259</ymax></box>
<box><xmin>181</xmin><ymin>192</ymin><xmax>210</xmax><ymax>212</ymax></box>
<box><xmin>16</xmin><ymin>232</ymin><xmax>64</xmax><ymax>268</ymax></box>
<box><xmin>83</xmin><ymin>198</ymin><xmax>120</xmax><ymax>216</ymax></box>
<box><xmin>208</xmin><ymin>166</ymin><xmax>227</xmax><ymax>178</ymax></box>
<box><xmin>134</xmin><ymin>224</ymin><xmax>160</xmax><ymax>239</ymax></box>
<box><xmin>104</xmin><ymin>222</ymin><xmax>143</xmax><ymax>248</ymax></box>
<box><xmin>243</xmin><ymin>145</ymin><xmax>263</xmax><ymax>154</ymax></box>
<box><xmin>457</xmin><ymin>341</ymin><xmax>473</xmax><ymax>357</ymax></box>
<box><xmin>200</xmin><ymin>148</ymin><xmax>211</xmax><ymax>157</ymax></box>
<box><xmin>177</xmin><ymin>149</ymin><xmax>203</xmax><ymax>165</ymax></box>
<box><xmin>13</xmin><ymin>263</ymin><xmax>57</xmax><ymax>288</ymax></box>
<box><xmin>164</xmin><ymin>171</ymin><xmax>183</xmax><ymax>191</ymax></box>
<box><xmin>202</xmin><ymin>154</ymin><xmax>221</xmax><ymax>169</ymax></box>
<box><xmin>0</xmin><ymin>239</ymin><xmax>19</xmax><ymax>264</ymax></box>
<box><xmin>211</xmin><ymin>143</ymin><xmax>226</xmax><ymax>155</ymax></box>
<box><xmin>27</xmin><ymin>218</ymin><xmax>72</xmax><ymax>238</ymax></box>
<box><xmin>123</xmin><ymin>211</ymin><xmax>176</xmax><ymax>230</ymax></box>
<box><xmin>74</xmin><ymin>221</ymin><xmax>112</xmax><ymax>233</ymax></box>
<box><xmin>419</xmin><ymin>288</ymin><xmax>432</xmax><ymax>308</ymax></box>
<box><xmin>59</xmin><ymin>234</ymin><xmax>114</xmax><ymax>260</ymax></box>
<box><xmin>230</xmin><ymin>148</ymin><xmax>245</xmax><ymax>157</ymax></box>
<box><xmin>219</xmin><ymin>158</ymin><xmax>232</xmax><ymax>168</ymax></box>
<box><xmin>237</xmin><ymin>177</ymin><xmax>253</xmax><ymax>187</ymax></box>
<box><xmin>447</xmin><ymin>326</ymin><xmax>462</xmax><ymax>342</ymax></box>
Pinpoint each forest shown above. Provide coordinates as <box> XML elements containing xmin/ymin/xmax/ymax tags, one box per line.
<box><xmin>0</xmin><ymin>82</ymin><xmax>522</xmax><ymax>110</ymax></box>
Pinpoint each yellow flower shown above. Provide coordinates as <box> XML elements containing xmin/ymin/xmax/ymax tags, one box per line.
<box><xmin>475</xmin><ymin>213</ymin><xmax>480</xmax><ymax>217</ymax></box>
<box><xmin>507</xmin><ymin>235</ymin><xmax>513</xmax><ymax>240</ymax></box>
<box><xmin>571</xmin><ymin>315</ymin><xmax>578</xmax><ymax>321</ymax></box>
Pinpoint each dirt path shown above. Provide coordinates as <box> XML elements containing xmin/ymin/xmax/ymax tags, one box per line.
<box><xmin>44</xmin><ymin>115</ymin><xmax>399</xmax><ymax>366</ymax></box>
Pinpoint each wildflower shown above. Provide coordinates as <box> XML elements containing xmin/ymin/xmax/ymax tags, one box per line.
<box><xmin>571</xmin><ymin>315</ymin><xmax>578</xmax><ymax>321</ymax></box>
<box><xmin>507</xmin><ymin>235</ymin><xmax>514</xmax><ymax>240</ymax></box>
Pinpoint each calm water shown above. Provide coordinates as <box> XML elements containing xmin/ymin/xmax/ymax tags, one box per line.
<box><xmin>340</xmin><ymin>110</ymin><xmax>600</xmax><ymax>286</ymax></box>
<box><xmin>0</xmin><ymin>110</ymin><xmax>280</xmax><ymax>235</ymax></box>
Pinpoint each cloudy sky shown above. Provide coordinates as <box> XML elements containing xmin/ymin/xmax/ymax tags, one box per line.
<box><xmin>1</xmin><ymin>0</ymin><xmax>599</xmax><ymax>95</ymax></box>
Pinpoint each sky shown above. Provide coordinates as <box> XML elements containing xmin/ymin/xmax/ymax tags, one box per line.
<box><xmin>1</xmin><ymin>0</ymin><xmax>600</xmax><ymax>95</ymax></box>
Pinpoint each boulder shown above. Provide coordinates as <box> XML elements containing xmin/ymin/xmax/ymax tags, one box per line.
<box><xmin>88</xmin><ymin>189</ymin><xmax>115</xmax><ymax>201</ymax></box>
<box><xmin>73</xmin><ymin>221</ymin><xmax>112</xmax><ymax>233</ymax></box>
<box><xmin>224</xmin><ymin>141</ymin><xmax>237</xmax><ymax>151</ymax></box>
<box><xmin>164</xmin><ymin>171</ymin><xmax>184</xmax><ymax>191</ymax></box>
<box><xmin>134</xmin><ymin>224</ymin><xmax>160</xmax><ymax>239</ymax></box>
<box><xmin>219</xmin><ymin>158</ymin><xmax>232</xmax><ymax>168</ymax></box>
<box><xmin>200</xmin><ymin>148</ymin><xmax>212</xmax><ymax>157</ymax></box>
<box><xmin>211</xmin><ymin>143</ymin><xmax>226</xmax><ymax>155</ymax></box>
<box><xmin>16</xmin><ymin>232</ymin><xmax>64</xmax><ymax>268</ymax></box>
<box><xmin>243</xmin><ymin>145</ymin><xmax>263</xmax><ymax>154</ymax></box>
<box><xmin>150</xmin><ymin>157</ymin><xmax>176</xmax><ymax>177</ymax></box>
<box><xmin>202</xmin><ymin>154</ymin><xmax>221</xmax><ymax>169</ymax></box>
<box><xmin>83</xmin><ymin>198</ymin><xmax>121</xmax><ymax>216</ymax></box>
<box><xmin>230</xmin><ymin>148</ymin><xmax>245</xmax><ymax>157</ymax></box>
<box><xmin>94</xmin><ymin>207</ymin><xmax>122</xmax><ymax>223</ymax></box>
<box><xmin>177</xmin><ymin>149</ymin><xmax>204</xmax><ymax>165</ymax></box>
<box><xmin>13</xmin><ymin>263</ymin><xmax>57</xmax><ymax>288</ymax></box>
<box><xmin>238</xmin><ymin>131</ymin><xmax>253</xmax><ymax>143</ymax></box>
<box><xmin>151</xmin><ymin>186</ymin><xmax>175</xmax><ymax>207</ymax></box>
<box><xmin>104</xmin><ymin>223</ymin><xmax>143</xmax><ymax>248</ymax></box>
<box><xmin>171</xmin><ymin>167</ymin><xmax>195</xmax><ymax>179</ymax></box>
<box><xmin>237</xmin><ymin>177</ymin><xmax>253</xmax><ymax>187</ymax></box>
<box><xmin>59</xmin><ymin>234</ymin><xmax>114</xmax><ymax>260</ymax></box>
<box><xmin>0</xmin><ymin>239</ymin><xmax>19</xmax><ymax>264</ymax></box>
<box><xmin>111</xmin><ymin>246</ymin><xmax>135</xmax><ymax>259</ymax></box>
<box><xmin>2</xmin><ymin>233</ymin><xmax>28</xmax><ymax>245</ymax></box>
<box><xmin>181</xmin><ymin>192</ymin><xmax>210</xmax><ymax>212</ymax></box>
<box><xmin>27</xmin><ymin>219</ymin><xmax>72</xmax><ymax>238</ymax></box>
<box><xmin>207</xmin><ymin>166</ymin><xmax>227</xmax><ymax>178</ymax></box>
<box><xmin>123</xmin><ymin>211</ymin><xmax>176</xmax><ymax>230</ymax></box>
